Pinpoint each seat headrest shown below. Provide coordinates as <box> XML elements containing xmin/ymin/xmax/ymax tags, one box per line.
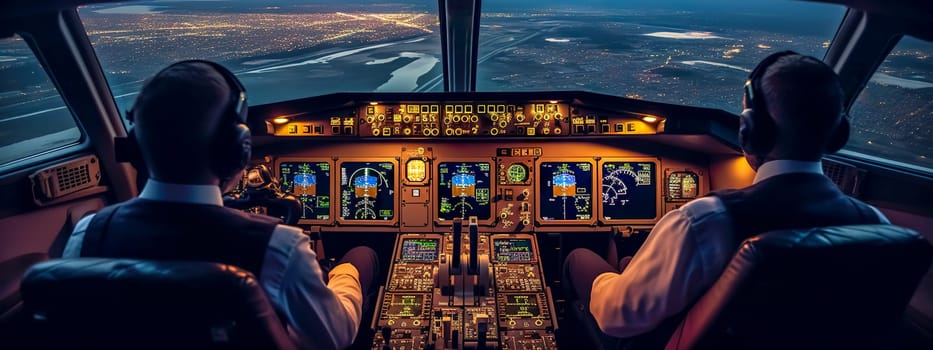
<box><xmin>21</xmin><ymin>258</ymin><xmax>296</xmax><ymax>350</ymax></box>
<box><xmin>667</xmin><ymin>224</ymin><xmax>932</xmax><ymax>350</ymax></box>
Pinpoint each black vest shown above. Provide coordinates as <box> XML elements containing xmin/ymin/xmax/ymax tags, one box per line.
<box><xmin>709</xmin><ymin>173</ymin><xmax>885</xmax><ymax>245</ymax></box>
<box><xmin>80</xmin><ymin>198</ymin><xmax>280</xmax><ymax>277</ymax></box>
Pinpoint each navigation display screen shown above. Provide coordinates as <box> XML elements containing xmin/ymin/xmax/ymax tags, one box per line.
<box><xmin>601</xmin><ymin>161</ymin><xmax>658</xmax><ymax>220</ymax></box>
<box><xmin>339</xmin><ymin>161</ymin><xmax>394</xmax><ymax>221</ymax></box>
<box><xmin>400</xmin><ymin>238</ymin><xmax>439</xmax><ymax>262</ymax></box>
<box><xmin>437</xmin><ymin>162</ymin><xmax>492</xmax><ymax>220</ymax></box>
<box><xmin>668</xmin><ymin>171</ymin><xmax>700</xmax><ymax>200</ymax></box>
<box><xmin>385</xmin><ymin>294</ymin><xmax>424</xmax><ymax>318</ymax></box>
<box><xmin>279</xmin><ymin>162</ymin><xmax>331</xmax><ymax>220</ymax></box>
<box><xmin>539</xmin><ymin>162</ymin><xmax>593</xmax><ymax>221</ymax></box>
<box><xmin>494</xmin><ymin>239</ymin><xmax>533</xmax><ymax>262</ymax></box>
<box><xmin>503</xmin><ymin>294</ymin><xmax>540</xmax><ymax>318</ymax></box>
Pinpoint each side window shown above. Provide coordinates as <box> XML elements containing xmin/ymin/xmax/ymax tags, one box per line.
<box><xmin>848</xmin><ymin>36</ymin><xmax>932</xmax><ymax>170</ymax></box>
<box><xmin>0</xmin><ymin>34</ymin><xmax>82</xmax><ymax>166</ymax></box>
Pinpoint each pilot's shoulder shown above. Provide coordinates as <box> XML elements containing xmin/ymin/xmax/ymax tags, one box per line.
<box><xmin>676</xmin><ymin>196</ymin><xmax>728</xmax><ymax>222</ymax></box>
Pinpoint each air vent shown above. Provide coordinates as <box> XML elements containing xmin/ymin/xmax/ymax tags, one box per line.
<box><xmin>31</xmin><ymin>155</ymin><xmax>101</xmax><ymax>203</ymax></box>
<box><xmin>822</xmin><ymin>158</ymin><xmax>866</xmax><ymax>197</ymax></box>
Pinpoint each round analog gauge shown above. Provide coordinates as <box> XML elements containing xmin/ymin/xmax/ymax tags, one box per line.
<box><xmin>506</xmin><ymin>163</ymin><xmax>528</xmax><ymax>183</ymax></box>
<box><xmin>406</xmin><ymin>159</ymin><xmax>427</xmax><ymax>182</ymax></box>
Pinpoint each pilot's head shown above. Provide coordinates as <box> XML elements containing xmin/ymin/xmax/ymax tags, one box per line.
<box><xmin>740</xmin><ymin>52</ymin><xmax>849</xmax><ymax>170</ymax></box>
<box><xmin>128</xmin><ymin>60</ymin><xmax>251</xmax><ymax>188</ymax></box>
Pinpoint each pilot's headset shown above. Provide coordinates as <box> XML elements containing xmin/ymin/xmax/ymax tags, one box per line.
<box><xmin>740</xmin><ymin>51</ymin><xmax>850</xmax><ymax>158</ymax></box>
<box><xmin>116</xmin><ymin>60</ymin><xmax>251</xmax><ymax>186</ymax></box>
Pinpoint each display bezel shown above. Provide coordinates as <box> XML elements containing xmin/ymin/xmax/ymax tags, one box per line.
<box><xmin>597</xmin><ymin>157</ymin><xmax>662</xmax><ymax>225</ymax></box>
<box><xmin>534</xmin><ymin>158</ymin><xmax>598</xmax><ymax>226</ymax></box>
<box><xmin>334</xmin><ymin>158</ymin><xmax>400</xmax><ymax>226</ymax></box>
<box><xmin>433</xmin><ymin>158</ymin><xmax>496</xmax><ymax>226</ymax></box>
<box><xmin>275</xmin><ymin>157</ymin><xmax>335</xmax><ymax>225</ymax></box>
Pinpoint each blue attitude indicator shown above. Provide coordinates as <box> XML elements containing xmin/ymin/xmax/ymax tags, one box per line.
<box><xmin>279</xmin><ymin>162</ymin><xmax>331</xmax><ymax>220</ymax></box>
<box><xmin>340</xmin><ymin>162</ymin><xmax>395</xmax><ymax>221</ymax></box>
<box><xmin>601</xmin><ymin>162</ymin><xmax>657</xmax><ymax>220</ymax></box>
<box><xmin>539</xmin><ymin>162</ymin><xmax>593</xmax><ymax>221</ymax></box>
<box><xmin>438</xmin><ymin>162</ymin><xmax>491</xmax><ymax>220</ymax></box>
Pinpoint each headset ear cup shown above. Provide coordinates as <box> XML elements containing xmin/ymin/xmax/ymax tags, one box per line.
<box><xmin>212</xmin><ymin>123</ymin><xmax>252</xmax><ymax>182</ymax></box>
<box><xmin>825</xmin><ymin>117</ymin><xmax>850</xmax><ymax>153</ymax></box>
<box><xmin>740</xmin><ymin>109</ymin><xmax>760</xmax><ymax>155</ymax></box>
<box><xmin>115</xmin><ymin>129</ymin><xmax>147</xmax><ymax>174</ymax></box>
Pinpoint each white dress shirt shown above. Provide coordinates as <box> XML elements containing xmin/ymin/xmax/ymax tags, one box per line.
<box><xmin>589</xmin><ymin>160</ymin><xmax>889</xmax><ymax>338</ymax></box>
<box><xmin>62</xmin><ymin>179</ymin><xmax>363</xmax><ymax>350</ymax></box>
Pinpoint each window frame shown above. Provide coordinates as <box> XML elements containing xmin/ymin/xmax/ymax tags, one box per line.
<box><xmin>0</xmin><ymin>31</ymin><xmax>89</xmax><ymax>174</ymax></box>
<box><xmin>839</xmin><ymin>33</ymin><xmax>933</xmax><ymax>176</ymax></box>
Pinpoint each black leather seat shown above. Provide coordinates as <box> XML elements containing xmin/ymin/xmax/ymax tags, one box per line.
<box><xmin>20</xmin><ymin>258</ymin><xmax>297</xmax><ymax>350</ymax></box>
<box><xmin>665</xmin><ymin>224</ymin><xmax>932</xmax><ymax>350</ymax></box>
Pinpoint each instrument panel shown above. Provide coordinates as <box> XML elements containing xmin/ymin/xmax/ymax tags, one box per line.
<box><xmin>273</xmin><ymin>153</ymin><xmax>702</xmax><ymax>232</ymax></box>
<box><xmin>258</xmin><ymin>94</ymin><xmax>723</xmax><ymax>232</ymax></box>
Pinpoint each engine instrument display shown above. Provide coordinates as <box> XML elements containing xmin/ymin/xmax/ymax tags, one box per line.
<box><xmin>668</xmin><ymin>171</ymin><xmax>700</xmax><ymax>200</ymax></box>
<box><xmin>493</xmin><ymin>238</ymin><xmax>533</xmax><ymax>263</ymax></box>
<box><xmin>538</xmin><ymin>161</ymin><xmax>594</xmax><ymax>221</ymax></box>
<box><xmin>279</xmin><ymin>162</ymin><xmax>331</xmax><ymax>221</ymax></box>
<box><xmin>503</xmin><ymin>294</ymin><xmax>540</xmax><ymax>318</ymax></box>
<box><xmin>400</xmin><ymin>238</ymin><xmax>440</xmax><ymax>263</ymax></box>
<box><xmin>437</xmin><ymin>162</ymin><xmax>492</xmax><ymax>220</ymax></box>
<box><xmin>339</xmin><ymin>161</ymin><xmax>395</xmax><ymax>221</ymax></box>
<box><xmin>601</xmin><ymin>161</ymin><xmax>658</xmax><ymax>220</ymax></box>
<box><xmin>386</xmin><ymin>294</ymin><xmax>425</xmax><ymax>318</ymax></box>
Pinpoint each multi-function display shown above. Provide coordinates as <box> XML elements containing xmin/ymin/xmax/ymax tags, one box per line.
<box><xmin>279</xmin><ymin>162</ymin><xmax>331</xmax><ymax>221</ymax></box>
<box><xmin>503</xmin><ymin>294</ymin><xmax>540</xmax><ymax>318</ymax></box>
<box><xmin>493</xmin><ymin>239</ymin><xmax>533</xmax><ymax>263</ymax></box>
<box><xmin>339</xmin><ymin>161</ymin><xmax>395</xmax><ymax>221</ymax></box>
<box><xmin>601</xmin><ymin>161</ymin><xmax>658</xmax><ymax>220</ymax></box>
<box><xmin>668</xmin><ymin>171</ymin><xmax>700</xmax><ymax>200</ymax></box>
<box><xmin>538</xmin><ymin>162</ymin><xmax>594</xmax><ymax>221</ymax></box>
<box><xmin>437</xmin><ymin>162</ymin><xmax>492</xmax><ymax>220</ymax></box>
<box><xmin>400</xmin><ymin>238</ymin><xmax>440</xmax><ymax>263</ymax></box>
<box><xmin>385</xmin><ymin>294</ymin><xmax>424</xmax><ymax>318</ymax></box>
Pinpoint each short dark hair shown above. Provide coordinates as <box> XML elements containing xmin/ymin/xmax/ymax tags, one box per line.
<box><xmin>760</xmin><ymin>55</ymin><xmax>845</xmax><ymax>154</ymax></box>
<box><xmin>130</xmin><ymin>62</ymin><xmax>229</xmax><ymax>180</ymax></box>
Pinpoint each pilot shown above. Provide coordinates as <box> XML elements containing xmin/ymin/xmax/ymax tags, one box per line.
<box><xmin>563</xmin><ymin>52</ymin><xmax>890</xmax><ymax>345</ymax></box>
<box><xmin>61</xmin><ymin>61</ymin><xmax>378</xmax><ymax>350</ymax></box>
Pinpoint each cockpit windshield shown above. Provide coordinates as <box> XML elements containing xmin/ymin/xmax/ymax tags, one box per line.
<box><xmin>79</xmin><ymin>1</ymin><xmax>443</xmax><ymax>113</ymax></box>
<box><xmin>477</xmin><ymin>0</ymin><xmax>846</xmax><ymax>113</ymax></box>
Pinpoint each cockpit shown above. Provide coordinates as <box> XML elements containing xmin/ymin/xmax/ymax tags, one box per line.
<box><xmin>1</xmin><ymin>1</ymin><xmax>931</xmax><ymax>349</ymax></box>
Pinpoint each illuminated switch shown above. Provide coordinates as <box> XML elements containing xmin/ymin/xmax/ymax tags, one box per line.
<box><xmin>332</xmin><ymin>126</ymin><xmax>341</xmax><ymax>134</ymax></box>
<box><xmin>601</xmin><ymin>124</ymin><xmax>610</xmax><ymax>133</ymax></box>
<box><xmin>526</xmin><ymin>127</ymin><xmax>535</xmax><ymax>136</ymax></box>
<box><xmin>477</xmin><ymin>105</ymin><xmax>486</xmax><ymax>113</ymax></box>
<box><xmin>330</xmin><ymin>117</ymin><xmax>341</xmax><ymax>126</ymax></box>
<box><xmin>344</xmin><ymin>126</ymin><xmax>353</xmax><ymax>135</ymax></box>
<box><xmin>288</xmin><ymin>125</ymin><xmax>298</xmax><ymax>134</ymax></box>
<box><xmin>587</xmin><ymin>125</ymin><xmax>596</xmax><ymax>133</ymax></box>
<box><xmin>574</xmin><ymin>125</ymin><xmax>585</xmax><ymax>134</ymax></box>
<box><xmin>302</xmin><ymin>125</ymin><xmax>311</xmax><ymax>134</ymax></box>
<box><xmin>382</xmin><ymin>127</ymin><xmax>391</xmax><ymax>136</ymax></box>
<box><xmin>313</xmin><ymin>125</ymin><xmax>323</xmax><ymax>134</ymax></box>
<box><xmin>615</xmin><ymin>123</ymin><xmax>625</xmax><ymax>132</ymax></box>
